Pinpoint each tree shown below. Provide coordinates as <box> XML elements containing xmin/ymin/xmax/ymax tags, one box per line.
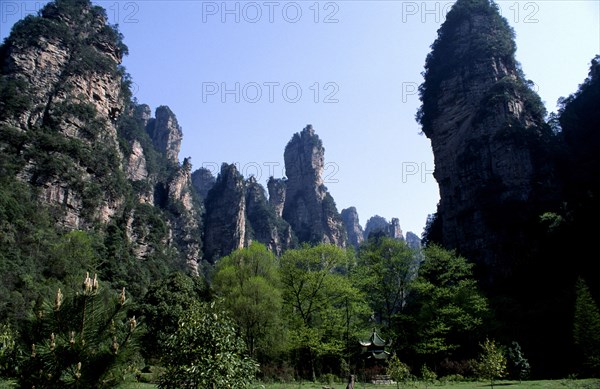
<box><xmin>279</xmin><ymin>244</ymin><xmax>369</xmax><ymax>380</ymax></box>
<box><xmin>387</xmin><ymin>354</ymin><xmax>411</xmax><ymax>389</ymax></box>
<box><xmin>157</xmin><ymin>302</ymin><xmax>258</xmax><ymax>389</ymax></box>
<box><xmin>476</xmin><ymin>338</ymin><xmax>506</xmax><ymax>388</ymax></box>
<box><xmin>573</xmin><ymin>278</ymin><xmax>600</xmax><ymax>375</ymax></box>
<box><xmin>506</xmin><ymin>341</ymin><xmax>529</xmax><ymax>382</ymax></box>
<box><xmin>402</xmin><ymin>245</ymin><xmax>490</xmax><ymax>363</ymax></box>
<box><xmin>17</xmin><ymin>273</ymin><xmax>139</xmax><ymax>388</ymax></box>
<box><xmin>354</xmin><ymin>237</ymin><xmax>417</xmax><ymax>330</ymax></box>
<box><xmin>138</xmin><ymin>272</ymin><xmax>209</xmax><ymax>359</ymax></box>
<box><xmin>212</xmin><ymin>243</ymin><xmax>284</xmax><ymax>361</ymax></box>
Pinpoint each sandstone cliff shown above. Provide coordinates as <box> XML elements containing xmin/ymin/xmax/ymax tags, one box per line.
<box><xmin>282</xmin><ymin>125</ymin><xmax>347</xmax><ymax>247</ymax></box>
<box><xmin>191</xmin><ymin>167</ymin><xmax>216</xmax><ymax>200</ymax></box>
<box><xmin>203</xmin><ymin>163</ymin><xmax>246</xmax><ymax>262</ymax></box>
<box><xmin>364</xmin><ymin>215</ymin><xmax>404</xmax><ymax>241</ymax></box>
<box><xmin>341</xmin><ymin>207</ymin><xmax>364</xmax><ymax>249</ymax></box>
<box><xmin>417</xmin><ymin>0</ymin><xmax>556</xmax><ymax>284</ymax></box>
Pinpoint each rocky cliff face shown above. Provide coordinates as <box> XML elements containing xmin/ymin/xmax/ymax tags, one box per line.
<box><xmin>418</xmin><ymin>0</ymin><xmax>557</xmax><ymax>284</ymax></box>
<box><xmin>191</xmin><ymin>167</ymin><xmax>216</xmax><ymax>200</ymax></box>
<box><xmin>267</xmin><ymin>177</ymin><xmax>286</xmax><ymax>217</ymax></box>
<box><xmin>246</xmin><ymin>176</ymin><xmax>295</xmax><ymax>255</ymax></box>
<box><xmin>0</xmin><ymin>0</ymin><xmax>128</xmax><ymax>229</ymax></box>
<box><xmin>282</xmin><ymin>125</ymin><xmax>347</xmax><ymax>247</ymax></box>
<box><xmin>364</xmin><ymin>215</ymin><xmax>404</xmax><ymax>241</ymax></box>
<box><xmin>145</xmin><ymin>106</ymin><xmax>183</xmax><ymax>164</ymax></box>
<box><xmin>341</xmin><ymin>207</ymin><xmax>364</xmax><ymax>249</ymax></box>
<box><xmin>203</xmin><ymin>163</ymin><xmax>246</xmax><ymax>262</ymax></box>
<box><xmin>0</xmin><ymin>1</ymin><xmax>203</xmax><ymax>274</ymax></box>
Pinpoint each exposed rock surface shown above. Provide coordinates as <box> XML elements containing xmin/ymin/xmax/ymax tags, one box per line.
<box><xmin>282</xmin><ymin>125</ymin><xmax>347</xmax><ymax>247</ymax></box>
<box><xmin>245</xmin><ymin>176</ymin><xmax>295</xmax><ymax>255</ymax></box>
<box><xmin>126</xmin><ymin>140</ymin><xmax>148</xmax><ymax>181</ymax></box>
<box><xmin>267</xmin><ymin>177</ymin><xmax>286</xmax><ymax>217</ymax></box>
<box><xmin>405</xmin><ymin>231</ymin><xmax>422</xmax><ymax>251</ymax></box>
<box><xmin>203</xmin><ymin>163</ymin><xmax>246</xmax><ymax>262</ymax></box>
<box><xmin>418</xmin><ymin>0</ymin><xmax>556</xmax><ymax>284</ymax></box>
<box><xmin>145</xmin><ymin>106</ymin><xmax>183</xmax><ymax>163</ymax></box>
<box><xmin>167</xmin><ymin>158</ymin><xmax>202</xmax><ymax>274</ymax></box>
<box><xmin>191</xmin><ymin>167</ymin><xmax>216</xmax><ymax>200</ymax></box>
<box><xmin>364</xmin><ymin>215</ymin><xmax>404</xmax><ymax>241</ymax></box>
<box><xmin>341</xmin><ymin>207</ymin><xmax>364</xmax><ymax>249</ymax></box>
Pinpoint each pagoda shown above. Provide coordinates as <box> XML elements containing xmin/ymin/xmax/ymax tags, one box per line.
<box><xmin>359</xmin><ymin>329</ymin><xmax>391</xmax><ymax>361</ymax></box>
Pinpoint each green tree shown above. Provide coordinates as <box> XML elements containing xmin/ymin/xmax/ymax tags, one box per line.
<box><xmin>402</xmin><ymin>245</ymin><xmax>490</xmax><ymax>364</ymax></box>
<box><xmin>212</xmin><ymin>243</ymin><xmax>284</xmax><ymax>362</ymax></box>
<box><xmin>157</xmin><ymin>302</ymin><xmax>258</xmax><ymax>389</ymax></box>
<box><xmin>506</xmin><ymin>341</ymin><xmax>529</xmax><ymax>382</ymax></box>
<box><xmin>387</xmin><ymin>354</ymin><xmax>411</xmax><ymax>389</ymax></box>
<box><xmin>138</xmin><ymin>272</ymin><xmax>209</xmax><ymax>360</ymax></box>
<box><xmin>17</xmin><ymin>273</ymin><xmax>139</xmax><ymax>388</ymax></box>
<box><xmin>354</xmin><ymin>237</ymin><xmax>417</xmax><ymax>330</ymax></box>
<box><xmin>476</xmin><ymin>338</ymin><xmax>506</xmax><ymax>388</ymax></box>
<box><xmin>280</xmin><ymin>244</ymin><xmax>369</xmax><ymax>380</ymax></box>
<box><xmin>573</xmin><ymin>278</ymin><xmax>600</xmax><ymax>375</ymax></box>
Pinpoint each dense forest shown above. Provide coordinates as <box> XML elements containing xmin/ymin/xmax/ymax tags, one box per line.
<box><xmin>0</xmin><ymin>0</ymin><xmax>599</xmax><ymax>387</ymax></box>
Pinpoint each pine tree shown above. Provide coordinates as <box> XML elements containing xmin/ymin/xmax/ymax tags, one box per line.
<box><xmin>573</xmin><ymin>278</ymin><xmax>600</xmax><ymax>375</ymax></box>
<box><xmin>18</xmin><ymin>273</ymin><xmax>139</xmax><ymax>388</ymax></box>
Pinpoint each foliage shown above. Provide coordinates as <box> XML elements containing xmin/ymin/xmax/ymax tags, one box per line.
<box><xmin>573</xmin><ymin>278</ymin><xmax>600</xmax><ymax>375</ymax></box>
<box><xmin>507</xmin><ymin>341</ymin><xmax>530</xmax><ymax>382</ymax></box>
<box><xmin>420</xmin><ymin>364</ymin><xmax>437</xmax><ymax>388</ymax></box>
<box><xmin>387</xmin><ymin>355</ymin><xmax>412</xmax><ymax>388</ymax></box>
<box><xmin>354</xmin><ymin>237</ymin><xmax>417</xmax><ymax>331</ymax></box>
<box><xmin>280</xmin><ymin>244</ymin><xmax>369</xmax><ymax>380</ymax></box>
<box><xmin>157</xmin><ymin>302</ymin><xmax>258</xmax><ymax>389</ymax></box>
<box><xmin>476</xmin><ymin>338</ymin><xmax>506</xmax><ymax>388</ymax></box>
<box><xmin>17</xmin><ymin>273</ymin><xmax>140</xmax><ymax>388</ymax></box>
<box><xmin>402</xmin><ymin>245</ymin><xmax>490</xmax><ymax>363</ymax></box>
<box><xmin>212</xmin><ymin>243</ymin><xmax>284</xmax><ymax>362</ymax></box>
<box><xmin>137</xmin><ymin>272</ymin><xmax>209</xmax><ymax>360</ymax></box>
<box><xmin>0</xmin><ymin>324</ymin><xmax>19</xmax><ymax>377</ymax></box>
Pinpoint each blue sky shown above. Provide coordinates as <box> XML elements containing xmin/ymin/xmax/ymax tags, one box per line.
<box><xmin>1</xmin><ymin>0</ymin><xmax>599</xmax><ymax>237</ymax></box>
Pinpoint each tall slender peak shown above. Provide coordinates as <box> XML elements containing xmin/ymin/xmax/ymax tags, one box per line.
<box><xmin>341</xmin><ymin>207</ymin><xmax>364</xmax><ymax>250</ymax></box>
<box><xmin>191</xmin><ymin>167</ymin><xmax>216</xmax><ymax>200</ymax></box>
<box><xmin>146</xmin><ymin>106</ymin><xmax>183</xmax><ymax>163</ymax></box>
<box><xmin>203</xmin><ymin>163</ymin><xmax>246</xmax><ymax>263</ymax></box>
<box><xmin>282</xmin><ymin>125</ymin><xmax>346</xmax><ymax>247</ymax></box>
<box><xmin>418</xmin><ymin>0</ymin><xmax>557</xmax><ymax>284</ymax></box>
<box><xmin>267</xmin><ymin>177</ymin><xmax>286</xmax><ymax>218</ymax></box>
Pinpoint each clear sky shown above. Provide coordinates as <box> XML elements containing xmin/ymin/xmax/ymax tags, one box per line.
<box><xmin>1</xmin><ymin>0</ymin><xmax>599</xmax><ymax>237</ymax></box>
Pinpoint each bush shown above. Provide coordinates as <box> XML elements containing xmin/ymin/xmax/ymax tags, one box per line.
<box><xmin>157</xmin><ymin>302</ymin><xmax>258</xmax><ymax>389</ymax></box>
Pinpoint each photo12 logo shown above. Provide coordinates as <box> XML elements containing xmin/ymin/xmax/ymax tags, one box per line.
<box><xmin>202</xmin><ymin>82</ymin><xmax>340</xmax><ymax>104</ymax></box>
<box><xmin>401</xmin><ymin>1</ymin><xmax>540</xmax><ymax>24</ymax></box>
<box><xmin>1</xmin><ymin>2</ymin><xmax>43</xmax><ymax>23</ymax></box>
<box><xmin>401</xmin><ymin>162</ymin><xmax>434</xmax><ymax>184</ymax></box>
<box><xmin>201</xmin><ymin>161</ymin><xmax>340</xmax><ymax>183</ymax></box>
<box><xmin>201</xmin><ymin>1</ymin><xmax>340</xmax><ymax>24</ymax></box>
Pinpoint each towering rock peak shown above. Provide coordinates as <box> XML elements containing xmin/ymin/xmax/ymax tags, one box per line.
<box><xmin>418</xmin><ymin>0</ymin><xmax>555</xmax><ymax>283</ymax></box>
<box><xmin>405</xmin><ymin>231</ymin><xmax>422</xmax><ymax>251</ymax></box>
<box><xmin>145</xmin><ymin>105</ymin><xmax>183</xmax><ymax>163</ymax></box>
<box><xmin>191</xmin><ymin>167</ymin><xmax>216</xmax><ymax>200</ymax></box>
<box><xmin>364</xmin><ymin>215</ymin><xmax>404</xmax><ymax>241</ymax></box>
<box><xmin>341</xmin><ymin>207</ymin><xmax>364</xmax><ymax>249</ymax></box>
<box><xmin>203</xmin><ymin>163</ymin><xmax>246</xmax><ymax>262</ymax></box>
<box><xmin>0</xmin><ymin>0</ymin><xmax>130</xmax><ymax>229</ymax></box>
<box><xmin>267</xmin><ymin>177</ymin><xmax>286</xmax><ymax>217</ymax></box>
<box><xmin>134</xmin><ymin>104</ymin><xmax>152</xmax><ymax>129</ymax></box>
<box><xmin>245</xmin><ymin>176</ymin><xmax>295</xmax><ymax>255</ymax></box>
<box><xmin>282</xmin><ymin>125</ymin><xmax>347</xmax><ymax>247</ymax></box>
<box><xmin>167</xmin><ymin>157</ymin><xmax>202</xmax><ymax>274</ymax></box>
